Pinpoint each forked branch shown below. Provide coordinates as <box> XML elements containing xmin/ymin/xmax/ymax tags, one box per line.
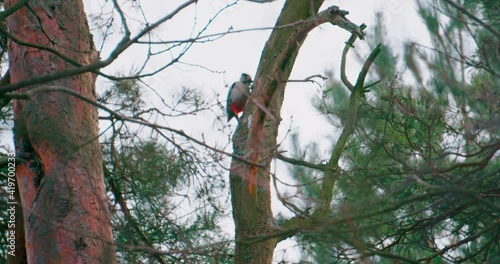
<box><xmin>277</xmin><ymin>26</ymin><xmax>382</xmax><ymax>241</ymax></box>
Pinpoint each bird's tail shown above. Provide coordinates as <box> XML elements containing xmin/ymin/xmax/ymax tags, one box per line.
<box><xmin>227</xmin><ymin>112</ymin><xmax>235</xmax><ymax>122</ymax></box>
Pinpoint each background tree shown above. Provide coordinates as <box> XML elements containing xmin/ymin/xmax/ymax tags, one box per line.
<box><xmin>98</xmin><ymin>77</ymin><xmax>233</xmax><ymax>263</ymax></box>
<box><xmin>281</xmin><ymin>1</ymin><xmax>499</xmax><ymax>262</ymax></box>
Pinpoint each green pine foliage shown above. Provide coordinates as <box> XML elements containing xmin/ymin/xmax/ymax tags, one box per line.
<box><xmin>102</xmin><ymin>137</ymin><xmax>233</xmax><ymax>263</ymax></box>
<box><xmin>96</xmin><ymin>77</ymin><xmax>232</xmax><ymax>263</ymax></box>
<box><xmin>290</xmin><ymin>1</ymin><xmax>499</xmax><ymax>263</ymax></box>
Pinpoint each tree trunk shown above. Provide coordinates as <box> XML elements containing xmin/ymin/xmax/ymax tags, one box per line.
<box><xmin>230</xmin><ymin>1</ymin><xmax>324</xmax><ymax>263</ymax></box>
<box><xmin>6</xmin><ymin>0</ymin><xmax>116</xmax><ymax>263</ymax></box>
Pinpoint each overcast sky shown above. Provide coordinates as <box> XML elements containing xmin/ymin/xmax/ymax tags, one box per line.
<box><xmin>82</xmin><ymin>0</ymin><xmax>429</xmax><ymax>153</ymax></box>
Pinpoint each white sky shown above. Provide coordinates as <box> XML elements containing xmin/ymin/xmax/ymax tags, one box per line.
<box><xmin>1</xmin><ymin>0</ymin><xmax>431</xmax><ymax>262</ymax></box>
<box><xmin>86</xmin><ymin>0</ymin><xmax>428</xmax><ymax>148</ymax></box>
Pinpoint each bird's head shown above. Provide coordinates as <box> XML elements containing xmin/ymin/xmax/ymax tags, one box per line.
<box><xmin>240</xmin><ymin>73</ymin><xmax>253</xmax><ymax>85</ymax></box>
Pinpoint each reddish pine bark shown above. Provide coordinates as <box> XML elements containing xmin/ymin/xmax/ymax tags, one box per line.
<box><xmin>6</xmin><ymin>0</ymin><xmax>116</xmax><ymax>263</ymax></box>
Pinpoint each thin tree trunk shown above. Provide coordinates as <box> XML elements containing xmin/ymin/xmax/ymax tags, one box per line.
<box><xmin>230</xmin><ymin>1</ymin><xmax>324</xmax><ymax>263</ymax></box>
<box><xmin>6</xmin><ymin>0</ymin><xmax>116</xmax><ymax>262</ymax></box>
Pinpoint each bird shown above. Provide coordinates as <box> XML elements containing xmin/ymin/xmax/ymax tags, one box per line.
<box><xmin>226</xmin><ymin>73</ymin><xmax>253</xmax><ymax>122</ymax></box>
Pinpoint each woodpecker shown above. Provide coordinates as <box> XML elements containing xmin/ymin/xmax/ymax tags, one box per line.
<box><xmin>226</xmin><ymin>73</ymin><xmax>253</xmax><ymax>122</ymax></box>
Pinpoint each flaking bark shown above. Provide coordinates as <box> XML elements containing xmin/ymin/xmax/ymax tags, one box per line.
<box><xmin>6</xmin><ymin>0</ymin><xmax>116</xmax><ymax>262</ymax></box>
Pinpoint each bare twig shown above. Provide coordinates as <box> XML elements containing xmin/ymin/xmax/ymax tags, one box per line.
<box><xmin>0</xmin><ymin>0</ymin><xmax>29</xmax><ymax>21</ymax></box>
<box><xmin>285</xmin><ymin>74</ymin><xmax>327</xmax><ymax>87</ymax></box>
<box><xmin>276</xmin><ymin>153</ymin><xmax>326</xmax><ymax>171</ymax></box>
<box><xmin>341</xmin><ymin>24</ymin><xmax>367</xmax><ymax>91</ymax></box>
<box><xmin>316</xmin><ymin>27</ymin><xmax>381</xmax><ymax>217</ymax></box>
<box><xmin>0</xmin><ymin>0</ymin><xmax>197</xmax><ymax>95</ymax></box>
<box><xmin>19</xmin><ymin>86</ymin><xmax>266</xmax><ymax>168</ymax></box>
